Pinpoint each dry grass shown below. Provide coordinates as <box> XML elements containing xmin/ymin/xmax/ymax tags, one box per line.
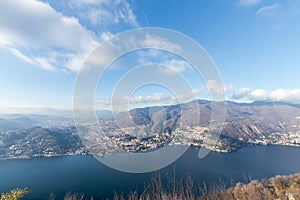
<box><xmin>113</xmin><ymin>172</ymin><xmax>300</xmax><ymax>200</ymax></box>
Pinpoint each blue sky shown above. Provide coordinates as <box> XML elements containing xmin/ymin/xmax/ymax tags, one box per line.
<box><xmin>0</xmin><ymin>0</ymin><xmax>300</xmax><ymax>113</ymax></box>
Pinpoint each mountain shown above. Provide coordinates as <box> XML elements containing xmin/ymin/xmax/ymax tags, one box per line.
<box><xmin>0</xmin><ymin>117</ymin><xmax>37</xmax><ymax>130</ymax></box>
<box><xmin>118</xmin><ymin>100</ymin><xmax>300</xmax><ymax>142</ymax></box>
<box><xmin>221</xmin><ymin>101</ymin><xmax>300</xmax><ymax>139</ymax></box>
<box><xmin>1</xmin><ymin>100</ymin><xmax>300</xmax><ymax>158</ymax></box>
<box><xmin>0</xmin><ymin>126</ymin><xmax>83</xmax><ymax>159</ymax></box>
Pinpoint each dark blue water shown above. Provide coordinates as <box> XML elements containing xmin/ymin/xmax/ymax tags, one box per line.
<box><xmin>1</xmin><ymin>145</ymin><xmax>300</xmax><ymax>199</ymax></box>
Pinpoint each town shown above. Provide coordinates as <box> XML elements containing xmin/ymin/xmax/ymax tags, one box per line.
<box><xmin>2</xmin><ymin>120</ymin><xmax>300</xmax><ymax>160</ymax></box>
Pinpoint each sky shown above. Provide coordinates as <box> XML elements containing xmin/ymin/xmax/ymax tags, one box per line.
<box><xmin>0</xmin><ymin>0</ymin><xmax>300</xmax><ymax>113</ymax></box>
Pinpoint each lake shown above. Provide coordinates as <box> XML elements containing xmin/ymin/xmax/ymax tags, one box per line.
<box><xmin>1</xmin><ymin>145</ymin><xmax>300</xmax><ymax>199</ymax></box>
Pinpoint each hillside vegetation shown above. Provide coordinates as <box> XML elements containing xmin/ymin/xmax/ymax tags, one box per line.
<box><xmin>2</xmin><ymin>173</ymin><xmax>300</xmax><ymax>200</ymax></box>
<box><xmin>114</xmin><ymin>172</ymin><xmax>300</xmax><ymax>200</ymax></box>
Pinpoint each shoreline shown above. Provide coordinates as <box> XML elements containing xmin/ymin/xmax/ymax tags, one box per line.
<box><xmin>1</xmin><ymin>143</ymin><xmax>300</xmax><ymax>161</ymax></box>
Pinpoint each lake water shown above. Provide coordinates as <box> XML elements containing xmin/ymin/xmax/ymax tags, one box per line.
<box><xmin>1</xmin><ymin>145</ymin><xmax>300</xmax><ymax>199</ymax></box>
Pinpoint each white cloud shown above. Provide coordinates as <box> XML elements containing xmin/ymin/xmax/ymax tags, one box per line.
<box><xmin>34</xmin><ymin>57</ymin><xmax>56</xmax><ymax>71</ymax></box>
<box><xmin>97</xmin><ymin>93</ymin><xmax>177</xmax><ymax>111</ymax></box>
<box><xmin>0</xmin><ymin>0</ymin><xmax>120</xmax><ymax>72</ymax></box>
<box><xmin>160</xmin><ymin>59</ymin><xmax>192</xmax><ymax>75</ymax></box>
<box><xmin>269</xmin><ymin>89</ymin><xmax>300</xmax><ymax>102</ymax></box>
<box><xmin>231</xmin><ymin>88</ymin><xmax>300</xmax><ymax>103</ymax></box>
<box><xmin>0</xmin><ymin>0</ymin><xmax>97</xmax><ymax>50</ymax></box>
<box><xmin>70</xmin><ymin>0</ymin><xmax>138</xmax><ymax>27</ymax></box>
<box><xmin>231</xmin><ymin>88</ymin><xmax>250</xmax><ymax>100</ymax></box>
<box><xmin>256</xmin><ymin>3</ymin><xmax>280</xmax><ymax>16</ymax></box>
<box><xmin>136</xmin><ymin>49</ymin><xmax>183</xmax><ymax>67</ymax></box>
<box><xmin>6</xmin><ymin>47</ymin><xmax>56</xmax><ymax>71</ymax></box>
<box><xmin>126</xmin><ymin>93</ymin><xmax>176</xmax><ymax>105</ymax></box>
<box><xmin>7</xmin><ymin>48</ymin><xmax>36</xmax><ymax>65</ymax></box>
<box><xmin>96</xmin><ymin>82</ymin><xmax>235</xmax><ymax>111</ymax></box>
<box><xmin>239</xmin><ymin>0</ymin><xmax>262</xmax><ymax>6</ymax></box>
<box><xmin>100</xmin><ymin>31</ymin><xmax>114</xmax><ymax>41</ymax></box>
<box><xmin>207</xmin><ymin>79</ymin><xmax>228</xmax><ymax>97</ymax></box>
<box><xmin>139</xmin><ymin>34</ymin><xmax>182</xmax><ymax>52</ymax></box>
<box><xmin>249</xmin><ymin>89</ymin><xmax>268</xmax><ymax>100</ymax></box>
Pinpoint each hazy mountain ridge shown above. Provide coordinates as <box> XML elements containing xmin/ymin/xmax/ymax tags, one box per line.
<box><xmin>0</xmin><ymin>117</ymin><xmax>37</xmax><ymax>130</ymax></box>
<box><xmin>126</xmin><ymin>100</ymin><xmax>300</xmax><ymax>141</ymax></box>
<box><xmin>68</xmin><ymin>100</ymin><xmax>300</xmax><ymax>154</ymax></box>
<box><xmin>1</xmin><ymin>100</ymin><xmax>300</xmax><ymax>159</ymax></box>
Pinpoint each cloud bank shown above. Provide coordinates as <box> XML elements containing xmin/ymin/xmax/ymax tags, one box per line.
<box><xmin>232</xmin><ymin>88</ymin><xmax>300</xmax><ymax>103</ymax></box>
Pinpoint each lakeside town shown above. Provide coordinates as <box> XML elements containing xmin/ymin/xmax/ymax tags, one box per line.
<box><xmin>1</xmin><ymin>122</ymin><xmax>300</xmax><ymax>160</ymax></box>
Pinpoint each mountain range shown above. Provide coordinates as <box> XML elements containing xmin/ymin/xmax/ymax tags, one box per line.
<box><xmin>1</xmin><ymin>100</ymin><xmax>300</xmax><ymax>158</ymax></box>
<box><xmin>2</xmin><ymin>100</ymin><xmax>300</xmax><ymax>140</ymax></box>
<box><xmin>121</xmin><ymin>100</ymin><xmax>300</xmax><ymax>141</ymax></box>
